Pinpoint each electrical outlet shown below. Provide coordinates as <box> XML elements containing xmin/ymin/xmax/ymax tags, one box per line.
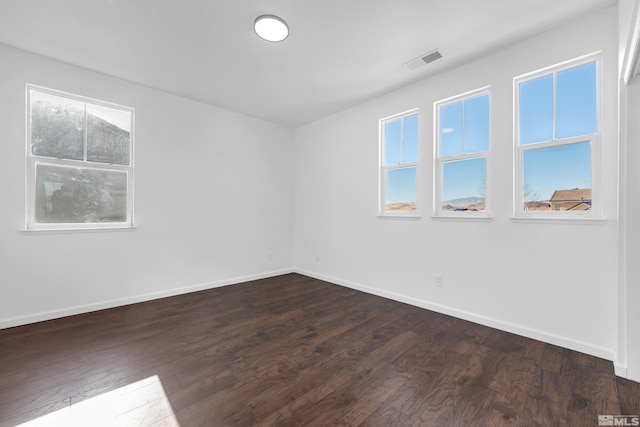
<box><xmin>435</xmin><ymin>276</ymin><xmax>443</xmax><ymax>287</ymax></box>
<box><xmin>267</xmin><ymin>254</ymin><xmax>272</xmax><ymax>262</ymax></box>
<box><xmin>315</xmin><ymin>256</ymin><xmax>320</xmax><ymax>262</ymax></box>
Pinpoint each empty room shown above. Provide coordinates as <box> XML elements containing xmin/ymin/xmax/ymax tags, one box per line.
<box><xmin>1</xmin><ymin>0</ymin><xmax>639</xmax><ymax>425</ymax></box>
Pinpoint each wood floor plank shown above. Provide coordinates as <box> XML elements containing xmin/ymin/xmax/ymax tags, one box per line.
<box><xmin>617</xmin><ymin>376</ymin><xmax>640</xmax><ymax>415</ymax></box>
<box><xmin>0</xmin><ymin>273</ymin><xmax>637</xmax><ymax>427</ymax></box>
<box><xmin>259</xmin><ymin>332</ymin><xmax>418</xmax><ymax>426</ymax></box>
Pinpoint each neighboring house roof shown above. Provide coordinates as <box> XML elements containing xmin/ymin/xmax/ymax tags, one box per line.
<box><xmin>566</xmin><ymin>202</ymin><xmax>592</xmax><ymax>211</ymax></box>
<box><xmin>550</xmin><ymin>188</ymin><xmax>592</xmax><ymax>202</ymax></box>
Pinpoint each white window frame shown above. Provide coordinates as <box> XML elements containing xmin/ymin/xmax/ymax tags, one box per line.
<box><xmin>434</xmin><ymin>87</ymin><xmax>491</xmax><ymax>218</ymax></box>
<box><xmin>378</xmin><ymin>108</ymin><xmax>419</xmax><ymax>218</ymax></box>
<box><xmin>513</xmin><ymin>53</ymin><xmax>601</xmax><ymax>220</ymax></box>
<box><xmin>25</xmin><ymin>84</ymin><xmax>135</xmax><ymax>231</ymax></box>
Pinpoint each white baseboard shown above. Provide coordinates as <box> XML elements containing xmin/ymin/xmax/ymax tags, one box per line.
<box><xmin>2</xmin><ymin>267</ymin><xmax>620</xmax><ymax>376</ymax></box>
<box><xmin>0</xmin><ymin>268</ymin><xmax>294</xmax><ymax>330</ymax></box>
<box><xmin>295</xmin><ymin>268</ymin><xmax>617</xmax><ymax>363</ymax></box>
<box><xmin>614</xmin><ymin>363</ymin><xmax>628</xmax><ymax>378</ymax></box>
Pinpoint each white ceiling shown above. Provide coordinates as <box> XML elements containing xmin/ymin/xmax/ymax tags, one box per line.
<box><xmin>0</xmin><ymin>0</ymin><xmax>616</xmax><ymax>128</ymax></box>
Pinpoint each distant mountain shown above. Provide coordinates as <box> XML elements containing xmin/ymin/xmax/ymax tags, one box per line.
<box><xmin>443</xmin><ymin>197</ymin><xmax>485</xmax><ymax>208</ymax></box>
<box><xmin>386</xmin><ymin>202</ymin><xmax>417</xmax><ymax>212</ymax></box>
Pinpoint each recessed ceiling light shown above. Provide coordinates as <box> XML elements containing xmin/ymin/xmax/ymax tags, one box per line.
<box><xmin>254</xmin><ymin>14</ymin><xmax>289</xmax><ymax>42</ymax></box>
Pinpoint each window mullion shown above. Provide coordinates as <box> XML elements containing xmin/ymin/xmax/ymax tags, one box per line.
<box><xmin>399</xmin><ymin>117</ymin><xmax>404</xmax><ymax>164</ymax></box>
<box><xmin>553</xmin><ymin>73</ymin><xmax>558</xmax><ymax>141</ymax></box>
<box><xmin>520</xmin><ymin>134</ymin><xmax>594</xmax><ymax>152</ymax></box>
<box><xmin>380</xmin><ymin>165</ymin><xmax>387</xmax><ymax>213</ymax></box>
<box><xmin>461</xmin><ymin>99</ymin><xmax>466</xmax><ymax>155</ymax></box>
<box><xmin>83</xmin><ymin>102</ymin><xmax>88</xmax><ymax>162</ymax></box>
<box><xmin>442</xmin><ymin>151</ymin><xmax>487</xmax><ymax>162</ymax></box>
<box><xmin>385</xmin><ymin>162</ymin><xmax>417</xmax><ymax>171</ymax></box>
<box><xmin>436</xmin><ymin>157</ymin><xmax>443</xmax><ymax>210</ymax></box>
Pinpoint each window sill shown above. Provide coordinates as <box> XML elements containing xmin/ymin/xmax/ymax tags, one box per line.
<box><xmin>22</xmin><ymin>225</ymin><xmax>138</xmax><ymax>234</ymax></box>
<box><xmin>376</xmin><ymin>214</ymin><xmax>421</xmax><ymax>221</ymax></box>
<box><xmin>510</xmin><ymin>216</ymin><xmax>607</xmax><ymax>225</ymax></box>
<box><xmin>431</xmin><ymin>214</ymin><xmax>493</xmax><ymax>222</ymax></box>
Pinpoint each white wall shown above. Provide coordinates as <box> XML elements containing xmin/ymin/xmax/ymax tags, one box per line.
<box><xmin>623</xmin><ymin>78</ymin><xmax>640</xmax><ymax>382</ymax></box>
<box><xmin>0</xmin><ymin>5</ymin><xmax>631</xmax><ymax>378</ymax></box>
<box><xmin>619</xmin><ymin>0</ymin><xmax>640</xmax><ymax>382</ymax></box>
<box><xmin>0</xmin><ymin>43</ymin><xmax>294</xmax><ymax>328</ymax></box>
<box><xmin>293</xmin><ymin>7</ymin><xmax>620</xmax><ymax>362</ymax></box>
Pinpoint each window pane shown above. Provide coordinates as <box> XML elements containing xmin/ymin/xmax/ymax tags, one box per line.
<box><xmin>441</xmin><ymin>157</ymin><xmax>486</xmax><ymax>211</ymax></box>
<box><xmin>556</xmin><ymin>62</ymin><xmax>597</xmax><ymax>139</ymax></box>
<box><xmin>464</xmin><ymin>94</ymin><xmax>490</xmax><ymax>153</ymax></box>
<box><xmin>384</xmin><ymin>118</ymin><xmax>401</xmax><ymax>165</ymax></box>
<box><xmin>30</xmin><ymin>90</ymin><xmax>85</xmax><ymax>160</ymax></box>
<box><xmin>385</xmin><ymin>167</ymin><xmax>416</xmax><ymax>212</ymax></box>
<box><xmin>35</xmin><ymin>163</ymin><xmax>127</xmax><ymax>223</ymax></box>
<box><xmin>402</xmin><ymin>114</ymin><xmax>419</xmax><ymax>163</ymax></box>
<box><xmin>522</xmin><ymin>141</ymin><xmax>591</xmax><ymax>212</ymax></box>
<box><xmin>440</xmin><ymin>102</ymin><xmax>463</xmax><ymax>157</ymax></box>
<box><xmin>87</xmin><ymin>103</ymin><xmax>132</xmax><ymax>165</ymax></box>
<box><xmin>519</xmin><ymin>75</ymin><xmax>553</xmax><ymax>145</ymax></box>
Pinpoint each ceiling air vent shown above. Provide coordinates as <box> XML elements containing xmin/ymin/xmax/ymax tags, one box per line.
<box><xmin>404</xmin><ymin>49</ymin><xmax>443</xmax><ymax>71</ymax></box>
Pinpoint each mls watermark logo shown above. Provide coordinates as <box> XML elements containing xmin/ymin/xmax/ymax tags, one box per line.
<box><xmin>598</xmin><ymin>415</ymin><xmax>640</xmax><ymax>426</ymax></box>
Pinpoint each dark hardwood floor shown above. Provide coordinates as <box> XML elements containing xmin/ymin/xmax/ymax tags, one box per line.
<box><xmin>0</xmin><ymin>273</ymin><xmax>638</xmax><ymax>426</ymax></box>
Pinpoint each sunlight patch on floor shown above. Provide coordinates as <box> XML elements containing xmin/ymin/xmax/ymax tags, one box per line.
<box><xmin>17</xmin><ymin>375</ymin><xmax>180</xmax><ymax>427</ymax></box>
